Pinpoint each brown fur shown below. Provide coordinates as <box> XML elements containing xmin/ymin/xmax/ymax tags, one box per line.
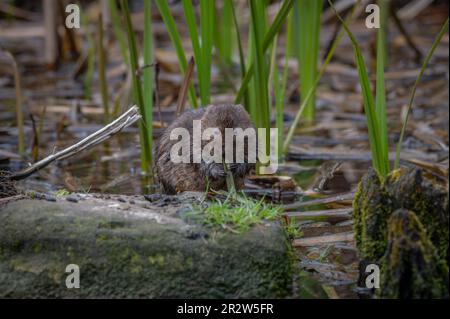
<box><xmin>154</xmin><ymin>105</ymin><xmax>255</xmax><ymax>194</ymax></box>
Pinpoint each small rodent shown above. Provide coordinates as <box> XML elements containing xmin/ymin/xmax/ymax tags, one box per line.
<box><xmin>154</xmin><ymin>104</ymin><xmax>255</xmax><ymax>194</ymax></box>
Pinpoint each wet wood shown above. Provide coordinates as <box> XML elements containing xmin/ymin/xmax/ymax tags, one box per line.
<box><xmin>0</xmin><ymin>25</ymin><xmax>45</xmax><ymax>38</ymax></box>
<box><xmin>9</xmin><ymin>106</ymin><xmax>141</xmax><ymax>181</ymax></box>
<box><xmin>293</xmin><ymin>232</ymin><xmax>354</xmax><ymax>247</ymax></box>
<box><xmin>282</xmin><ymin>192</ymin><xmax>355</xmax><ymax>211</ymax></box>
<box><xmin>288</xmin><ymin>146</ymin><xmax>441</xmax><ymax>162</ymax></box>
<box><xmin>285</xmin><ymin>208</ymin><xmax>352</xmax><ymax>222</ymax></box>
<box><xmin>300</xmin><ymin>224</ymin><xmax>354</xmax><ymax>238</ymax></box>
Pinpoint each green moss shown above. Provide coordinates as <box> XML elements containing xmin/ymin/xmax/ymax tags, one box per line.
<box><xmin>0</xmin><ymin>198</ymin><xmax>299</xmax><ymax>298</ymax></box>
<box><xmin>379</xmin><ymin>209</ymin><xmax>449</xmax><ymax>298</ymax></box>
<box><xmin>353</xmin><ymin>168</ymin><xmax>391</xmax><ymax>262</ymax></box>
<box><xmin>386</xmin><ymin>169</ymin><xmax>449</xmax><ymax>261</ymax></box>
<box><xmin>353</xmin><ymin>168</ymin><xmax>449</xmax><ymax>298</ymax></box>
<box><xmin>148</xmin><ymin>255</ymin><xmax>165</xmax><ymax>266</ymax></box>
<box><xmin>33</xmin><ymin>243</ymin><xmax>42</xmax><ymax>254</ymax></box>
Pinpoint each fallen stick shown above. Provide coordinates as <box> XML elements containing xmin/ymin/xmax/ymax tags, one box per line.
<box><xmin>293</xmin><ymin>232</ymin><xmax>354</xmax><ymax>247</ymax></box>
<box><xmin>9</xmin><ymin>106</ymin><xmax>141</xmax><ymax>181</ymax></box>
<box><xmin>0</xmin><ymin>3</ymin><xmax>40</xmax><ymax>21</ymax></box>
<box><xmin>282</xmin><ymin>192</ymin><xmax>355</xmax><ymax>211</ymax></box>
<box><xmin>284</xmin><ymin>208</ymin><xmax>353</xmax><ymax>221</ymax></box>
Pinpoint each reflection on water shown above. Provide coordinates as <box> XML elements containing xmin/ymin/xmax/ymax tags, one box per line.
<box><xmin>1</xmin><ymin>128</ymin><xmax>156</xmax><ymax>195</ymax></box>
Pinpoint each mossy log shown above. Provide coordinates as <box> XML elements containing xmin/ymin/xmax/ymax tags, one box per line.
<box><xmin>0</xmin><ymin>194</ymin><xmax>295</xmax><ymax>298</ymax></box>
<box><xmin>353</xmin><ymin>167</ymin><xmax>449</xmax><ymax>298</ymax></box>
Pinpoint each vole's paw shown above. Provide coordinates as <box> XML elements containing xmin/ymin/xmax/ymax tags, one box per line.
<box><xmin>201</xmin><ymin>162</ymin><xmax>226</xmax><ymax>180</ymax></box>
<box><xmin>230</xmin><ymin>163</ymin><xmax>249</xmax><ymax>176</ymax></box>
<box><xmin>210</xmin><ymin>165</ymin><xmax>227</xmax><ymax>179</ymax></box>
<box><xmin>229</xmin><ymin>163</ymin><xmax>240</xmax><ymax>171</ymax></box>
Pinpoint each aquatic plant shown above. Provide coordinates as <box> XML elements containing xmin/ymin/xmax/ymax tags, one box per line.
<box><xmin>329</xmin><ymin>0</ymin><xmax>390</xmax><ymax>177</ymax></box>
<box><xmin>394</xmin><ymin>18</ymin><xmax>449</xmax><ymax>169</ymax></box>
<box><xmin>109</xmin><ymin>0</ymin><xmax>129</xmax><ymax>66</ymax></box>
<box><xmin>234</xmin><ymin>0</ymin><xmax>295</xmax><ymax>107</ymax></box>
<box><xmin>330</xmin><ymin>0</ymin><xmax>449</xmax><ymax>177</ymax></box>
<box><xmin>215</xmin><ymin>0</ymin><xmax>235</xmax><ymax>66</ymax></box>
<box><xmin>296</xmin><ymin>0</ymin><xmax>323</xmax><ymax>122</ymax></box>
<box><xmin>283</xmin><ymin>1</ymin><xmax>360</xmax><ymax>154</ymax></box>
<box><xmin>270</xmin><ymin>13</ymin><xmax>292</xmax><ymax>160</ymax></box>
<box><xmin>156</xmin><ymin>0</ymin><xmax>208</xmax><ymax>108</ymax></box>
<box><xmin>120</xmin><ymin>0</ymin><xmax>153</xmax><ymax>174</ymax></box>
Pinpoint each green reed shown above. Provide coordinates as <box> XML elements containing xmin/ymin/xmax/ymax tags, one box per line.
<box><xmin>296</xmin><ymin>0</ymin><xmax>323</xmax><ymax>122</ymax></box>
<box><xmin>120</xmin><ymin>0</ymin><xmax>153</xmax><ymax>173</ymax></box>
<box><xmin>395</xmin><ymin>18</ymin><xmax>449</xmax><ymax>169</ymax></box>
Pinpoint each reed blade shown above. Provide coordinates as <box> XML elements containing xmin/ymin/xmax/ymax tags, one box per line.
<box><xmin>155</xmin><ymin>0</ymin><xmax>198</xmax><ymax>108</ymax></box>
<box><xmin>395</xmin><ymin>18</ymin><xmax>449</xmax><ymax>169</ymax></box>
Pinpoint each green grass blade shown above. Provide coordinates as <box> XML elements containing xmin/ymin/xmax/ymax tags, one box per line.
<box><xmin>271</xmin><ymin>12</ymin><xmax>292</xmax><ymax>160</ymax></box>
<box><xmin>235</xmin><ymin>0</ymin><xmax>295</xmax><ymax>104</ymax></box>
<box><xmin>229</xmin><ymin>0</ymin><xmax>250</xmax><ymax>111</ymax></box>
<box><xmin>328</xmin><ymin>0</ymin><xmax>386</xmax><ymax>176</ymax></box>
<box><xmin>199</xmin><ymin>0</ymin><xmax>214</xmax><ymax>105</ymax></box>
<box><xmin>181</xmin><ymin>0</ymin><xmax>201</xmax><ymax>62</ymax></box>
<box><xmin>262</xmin><ymin>0</ymin><xmax>295</xmax><ymax>50</ymax></box>
<box><xmin>180</xmin><ymin>0</ymin><xmax>203</xmax><ymax>104</ymax></box>
<box><xmin>283</xmin><ymin>1</ymin><xmax>360</xmax><ymax>154</ymax></box>
<box><xmin>216</xmin><ymin>0</ymin><xmax>234</xmax><ymax>65</ymax></box>
<box><xmin>249</xmin><ymin>0</ymin><xmax>270</xmax><ymax>149</ymax></box>
<box><xmin>246</xmin><ymin>26</ymin><xmax>258</xmax><ymax>124</ymax></box>
<box><xmin>395</xmin><ymin>18</ymin><xmax>449</xmax><ymax>169</ymax></box>
<box><xmin>230</xmin><ymin>0</ymin><xmax>246</xmax><ymax>78</ymax></box>
<box><xmin>270</xmin><ymin>33</ymin><xmax>281</xmax><ymax>159</ymax></box>
<box><xmin>120</xmin><ymin>0</ymin><xmax>152</xmax><ymax>173</ymax></box>
<box><xmin>143</xmin><ymin>0</ymin><xmax>154</xmax><ymax>164</ymax></box>
<box><xmin>297</xmin><ymin>0</ymin><xmax>323</xmax><ymax>122</ymax></box>
<box><xmin>155</xmin><ymin>0</ymin><xmax>198</xmax><ymax>108</ymax></box>
<box><xmin>109</xmin><ymin>0</ymin><xmax>129</xmax><ymax>65</ymax></box>
<box><xmin>375</xmin><ymin>0</ymin><xmax>389</xmax><ymax>174</ymax></box>
<box><xmin>182</xmin><ymin>0</ymin><xmax>214</xmax><ymax>106</ymax></box>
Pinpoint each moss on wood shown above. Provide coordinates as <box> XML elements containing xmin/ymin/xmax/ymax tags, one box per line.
<box><xmin>0</xmin><ymin>197</ymin><xmax>298</xmax><ymax>298</ymax></box>
<box><xmin>353</xmin><ymin>167</ymin><xmax>449</xmax><ymax>298</ymax></box>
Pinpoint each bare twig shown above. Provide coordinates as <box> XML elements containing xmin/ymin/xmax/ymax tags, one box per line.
<box><xmin>176</xmin><ymin>56</ymin><xmax>196</xmax><ymax>117</ymax></box>
<box><xmin>390</xmin><ymin>5</ymin><xmax>422</xmax><ymax>63</ymax></box>
<box><xmin>9</xmin><ymin>106</ymin><xmax>141</xmax><ymax>181</ymax></box>
<box><xmin>59</xmin><ymin>0</ymin><xmax>80</xmax><ymax>59</ymax></box>
<box><xmin>397</xmin><ymin>0</ymin><xmax>434</xmax><ymax>21</ymax></box>
<box><xmin>154</xmin><ymin>62</ymin><xmax>163</xmax><ymax>126</ymax></box>
<box><xmin>44</xmin><ymin>0</ymin><xmax>60</xmax><ymax>68</ymax></box>
<box><xmin>0</xmin><ymin>3</ymin><xmax>40</xmax><ymax>21</ymax></box>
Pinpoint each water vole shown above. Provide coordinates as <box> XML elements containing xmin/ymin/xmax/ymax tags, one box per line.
<box><xmin>154</xmin><ymin>104</ymin><xmax>255</xmax><ymax>194</ymax></box>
